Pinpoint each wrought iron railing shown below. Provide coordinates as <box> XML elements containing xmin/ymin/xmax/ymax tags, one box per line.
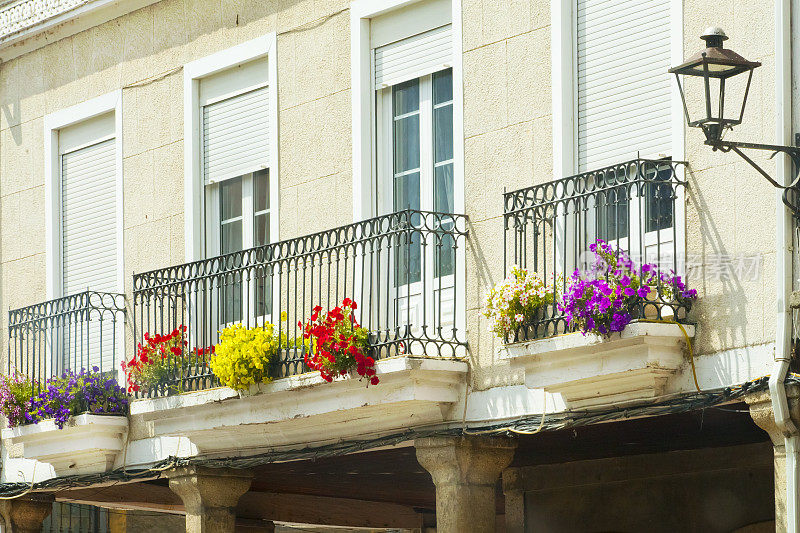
<box><xmin>132</xmin><ymin>209</ymin><xmax>468</xmax><ymax>397</ymax></box>
<box><xmin>7</xmin><ymin>291</ymin><xmax>126</xmax><ymax>390</ymax></box>
<box><xmin>503</xmin><ymin>158</ymin><xmax>690</xmax><ymax>341</ymax></box>
<box><xmin>41</xmin><ymin>502</ymin><xmax>109</xmax><ymax>533</ymax></box>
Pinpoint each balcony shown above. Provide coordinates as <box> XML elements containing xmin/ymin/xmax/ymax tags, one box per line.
<box><xmin>4</xmin><ymin>291</ymin><xmax>128</xmax><ymax>475</ymax></box>
<box><xmin>501</xmin><ymin>159</ymin><xmax>696</xmax><ymax>407</ymax></box>
<box><xmin>7</xmin><ymin>290</ymin><xmax>126</xmax><ymax>383</ymax></box>
<box><xmin>129</xmin><ymin>210</ymin><xmax>469</xmax><ymax>452</ymax></box>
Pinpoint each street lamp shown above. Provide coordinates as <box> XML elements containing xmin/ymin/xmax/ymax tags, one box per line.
<box><xmin>669</xmin><ymin>27</ymin><xmax>761</xmax><ymax>143</ymax></box>
<box><xmin>670</xmin><ymin>27</ymin><xmax>800</xmax><ymax>212</ymax></box>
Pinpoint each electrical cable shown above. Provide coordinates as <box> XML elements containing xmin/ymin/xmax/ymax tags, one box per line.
<box><xmin>0</xmin><ymin>373</ymin><xmax>784</xmax><ymax>499</ymax></box>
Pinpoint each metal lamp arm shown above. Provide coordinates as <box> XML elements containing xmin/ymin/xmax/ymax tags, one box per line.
<box><xmin>705</xmin><ymin>139</ymin><xmax>800</xmax><ymax>215</ymax></box>
<box><xmin>707</xmin><ymin>139</ymin><xmax>800</xmax><ymax>188</ymax></box>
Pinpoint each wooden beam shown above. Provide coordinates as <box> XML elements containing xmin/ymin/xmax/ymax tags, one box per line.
<box><xmin>56</xmin><ymin>484</ymin><xmax>424</xmax><ymax>529</ymax></box>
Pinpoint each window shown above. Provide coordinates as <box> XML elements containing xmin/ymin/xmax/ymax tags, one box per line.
<box><xmin>380</xmin><ymin>68</ymin><xmax>455</xmax><ymax>281</ymax></box>
<box><xmin>44</xmin><ymin>91</ymin><xmax>124</xmax><ymax>375</ymax></box>
<box><xmin>59</xmin><ymin>113</ymin><xmax>118</xmax><ymax>298</ymax></box>
<box><xmin>367</xmin><ymin>0</ymin><xmax>458</xmax><ymax>337</ymax></box>
<box><xmin>202</xmin><ymin>65</ymin><xmax>272</xmax><ymax>323</ymax></box>
<box><xmin>575</xmin><ymin>0</ymin><xmax>672</xmax><ymax>172</ymax></box>
<box><xmin>210</xmin><ymin>170</ymin><xmax>272</xmax><ymax>323</ymax></box>
<box><xmin>184</xmin><ymin>36</ymin><xmax>278</xmax><ymax>325</ymax></box>
<box><xmin>184</xmin><ymin>35</ymin><xmax>278</xmax><ymax>262</ymax></box>
<box><xmin>588</xmin><ymin>159</ymin><xmax>677</xmax><ymax>269</ymax></box>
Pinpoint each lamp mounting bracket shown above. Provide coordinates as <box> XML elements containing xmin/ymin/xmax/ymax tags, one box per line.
<box><xmin>706</xmin><ymin>139</ymin><xmax>800</xmax><ymax>215</ymax></box>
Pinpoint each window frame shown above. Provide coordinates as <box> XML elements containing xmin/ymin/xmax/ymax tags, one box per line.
<box><xmin>183</xmin><ymin>34</ymin><xmax>279</xmax><ymax>264</ymax></box>
<box><xmin>44</xmin><ymin>90</ymin><xmax>124</xmax><ymax>300</ymax></box>
<box><xmin>350</xmin><ymin>0</ymin><xmax>465</xmax><ymax>222</ymax></box>
<box><xmin>551</xmin><ymin>0</ymin><xmax>686</xmax><ymax>270</ymax></box>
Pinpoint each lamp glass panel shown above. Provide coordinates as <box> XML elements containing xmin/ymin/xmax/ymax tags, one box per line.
<box><xmin>710</xmin><ymin>70</ymin><xmax>750</xmax><ymax>123</ymax></box>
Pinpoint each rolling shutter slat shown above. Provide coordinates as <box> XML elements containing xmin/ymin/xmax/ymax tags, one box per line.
<box><xmin>61</xmin><ymin>138</ymin><xmax>118</xmax><ymax>372</ymax></box>
<box><xmin>577</xmin><ymin>0</ymin><xmax>672</xmax><ymax>171</ymax></box>
<box><xmin>61</xmin><ymin>139</ymin><xmax>118</xmax><ymax>296</ymax></box>
<box><xmin>203</xmin><ymin>86</ymin><xmax>270</xmax><ymax>184</ymax></box>
<box><xmin>374</xmin><ymin>25</ymin><xmax>452</xmax><ymax>89</ymax></box>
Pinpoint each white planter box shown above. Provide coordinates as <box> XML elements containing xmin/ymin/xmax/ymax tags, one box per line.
<box><xmin>1</xmin><ymin>414</ymin><xmax>128</xmax><ymax>476</ymax></box>
<box><xmin>502</xmin><ymin>322</ymin><xmax>695</xmax><ymax>408</ymax></box>
<box><xmin>130</xmin><ymin>357</ymin><xmax>468</xmax><ymax>453</ymax></box>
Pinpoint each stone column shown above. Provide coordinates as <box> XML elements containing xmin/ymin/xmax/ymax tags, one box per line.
<box><xmin>167</xmin><ymin>466</ymin><xmax>253</xmax><ymax>533</ymax></box>
<box><xmin>415</xmin><ymin>436</ymin><xmax>516</xmax><ymax>533</ymax></box>
<box><xmin>7</xmin><ymin>494</ymin><xmax>54</xmax><ymax>533</ymax></box>
<box><xmin>747</xmin><ymin>384</ymin><xmax>800</xmax><ymax>533</ymax></box>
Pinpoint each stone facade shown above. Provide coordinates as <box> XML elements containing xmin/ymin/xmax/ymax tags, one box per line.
<box><xmin>0</xmin><ymin>0</ymin><xmax>791</xmax><ymax>531</ymax></box>
<box><xmin>0</xmin><ymin>0</ymin><xmax>783</xmax><ymax>391</ymax></box>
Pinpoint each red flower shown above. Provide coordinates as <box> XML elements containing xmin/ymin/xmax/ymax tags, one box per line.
<box><xmin>300</xmin><ymin>299</ymin><xmax>377</xmax><ymax>387</ymax></box>
<box><xmin>370</xmin><ymin>376</ymin><xmax>379</xmax><ymax>385</ymax></box>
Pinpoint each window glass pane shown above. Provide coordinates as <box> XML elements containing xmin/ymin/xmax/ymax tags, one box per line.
<box><xmin>221</xmin><ymin>220</ymin><xmax>243</xmax><ymax>255</ymax></box>
<box><xmin>596</xmin><ymin>187</ymin><xmax>629</xmax><ymax>242</ymax></box>
<box><xmin>645</xmin><ymin>166</ymin><xmax>674</xmax><ymax>233</ymax></box>
<box><xmin>221</xmin><ymin>274</ymin><xmax>243</xmax><ymax>324</ymax></box>
<box><xmin>435</xmin><ymin>231</ymin><xmax>455</xmax><ymax>278</ymax></box>
<box><xmin>393</xmin><ymin>115</ymin><xmax>420</xmax><ymax>173</ymax></box>
<box><xmin>254</xmin><ymin>170</ymin><xmax>269</xmax><ymax>213</ymax></box>
<box><xmin>434</xmin><ymin>104</ymin><xmax>453</xmax><ymax>164</ymax></box>
<box><xmin>397</xmin><ymin>233</ymin><xmax>422</xmax><ymax>286</ymax></box>
<box><xmin>255</xmin><ymin>213</ymin><xmax>269</xmax><ymax>247</ymax></box>
<box><xmin>434</xmin><ymin>164</ymin><xmax>454</xmax><ymax>214</ymax></box>
<box><xmin>433</xmin><ymin>68</ymin><xmax>453</xmax><ymax>105</ymax></box>
<box><xmin>394</xmin><ymin>171</ymin><xmax>421</xmax><ymax>211</ymax></box>
<box><xmin>393</xmin><ymin>79</ymin><xmax>420</xmax><ymax>115</ymax></box>
<box><xmin>395</xmin><ymin>171</ymin><xmax>422</xmax><ymax>285</ymax></box>
<box><xmin>220</xmin><ymin>177</ymin><xmax>242</xmax><ymax>221</ymax></box>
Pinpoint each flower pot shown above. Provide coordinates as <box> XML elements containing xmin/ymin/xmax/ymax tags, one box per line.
<box><xmin>1</xmin><ymin>413</ymin><xmax>128</xmax><ymax>475</ymax></box>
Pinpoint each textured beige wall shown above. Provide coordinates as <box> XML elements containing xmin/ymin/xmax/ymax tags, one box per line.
<box><xmin>0</xmin><ymin>0</ymin><xmax>351</xmax><ymax>365</ymax></box>
<box><xmin>461</xmin><ymin>0</ymin><xmax>552</xmax><ymax>388</ymax></box>
<box><xmin>0</xmin><ymin>0</ymin><xmax>783</xmax><ymax>389</ymax></box>
<box><xmin>681</xmin><ymin>0</ymin><xmax>778</xmax><ymax>357</ymax></box>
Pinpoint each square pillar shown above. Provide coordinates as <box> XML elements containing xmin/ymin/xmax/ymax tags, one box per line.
<box><xmin>747</xmin><ymin>385</ymin><xmax>800</xmax><ymax>533</ymax></box>
<box><xmin>167</xmin><ymin>466</ymin><xmax>253</xmax><ymax>533</ymax></box>
<box><xmin>415</xmin><ymin>436</ymin><xmax>516</xmax><ymax>533</ymax></box>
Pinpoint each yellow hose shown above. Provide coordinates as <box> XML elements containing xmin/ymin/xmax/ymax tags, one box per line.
<box><xmin>638</xmin><ymin>318</ymin><xmax>700</xmax><ymax>392</ymax></box>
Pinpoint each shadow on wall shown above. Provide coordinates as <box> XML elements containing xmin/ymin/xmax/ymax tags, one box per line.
<box><xmin>685</xmin><ymin>165</ymin><xmax>752</xmax><ymax>358</ymax></box>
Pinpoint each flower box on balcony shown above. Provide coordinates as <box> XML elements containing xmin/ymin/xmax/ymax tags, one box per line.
<box><xmin>1</xmin><ymin>414</ymin><xmax>128</xmax><ymax>475</ymax></box>
<box><xmin>130</xmin><ymin>357</ymin><xmax>467</xmax><ymax>453</ymax></box>
<box><xmin>502</xmin><ymin>322</ymin><xmax>694</xmax><ymax>408</ymax></box>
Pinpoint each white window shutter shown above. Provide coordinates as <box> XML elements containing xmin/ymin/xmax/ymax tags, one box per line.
<box><xmin>576</xmin><ymin>0</ymin><xmax>672</xmax><ymax>171</ymax></box>
<box><xmin>374</xmin><ymin>25</ymin><xmax>452</xmax><ymax>89</ymax></box>
<box><xmin>61</xmin><ymin>138</ymin><xmax>119</xmax><ymax>372</ymax></box>
<box><xmin>61</xmin><ymin>138</ymin><xmax>118</xmax><ymax>296</ymax></box>
<box><xmin>202</xmin><ymin>86</ymin><xmax>270</xmax><ymax>184</ymax></box>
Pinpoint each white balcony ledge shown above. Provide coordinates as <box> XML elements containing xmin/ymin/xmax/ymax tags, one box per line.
<box><xmin>129</xmin><ymin>357</ymin><xmax>468</xmax><ymax>454</ymax></box>
<box><xmin>1</xmin><ymin>414</ymin><xmax>128</xmax><ymax>475</ymax></box>
<box><xmin>502</xmin><ymin>322</ymin><xmax>695</xmax><ymax>408</ymax></box>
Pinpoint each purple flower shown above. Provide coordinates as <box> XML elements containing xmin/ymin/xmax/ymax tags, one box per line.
<box><xmin>561</xmin><ymin>239</ymin><xmax>698</xmax><ymax>337</ymax></box>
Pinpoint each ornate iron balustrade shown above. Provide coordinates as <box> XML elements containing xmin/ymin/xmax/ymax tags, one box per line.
<box><xmin>132</xmin><ymin>209</ymin><xmax>468</xmax><ymax>397</ymax></box>
<box><xmin>503</xmin><ymin>158</ymin><xmax>690</xmax><ymax>341</ymax></box>
<box><xmin>7</xmin><ymin>291</ymin><xmax>126</xmax><ymax>391</ymax></box>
